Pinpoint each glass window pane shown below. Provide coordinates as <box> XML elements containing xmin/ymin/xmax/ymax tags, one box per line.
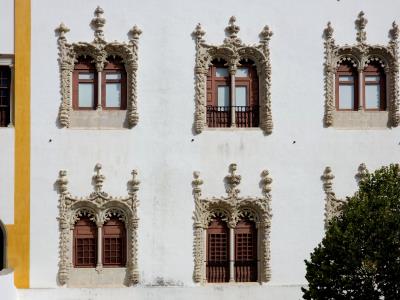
<box><xmin>79</xmin><ymin>73</ymin><xmax>94</xmax><ymax>80</ymax></box>
<box><xmin>217</xmin><ymin>86</ymin><xmax>230</xmax><ymax>108</ymax></box>
<box><xmin>78</xmin><ymin>83</ymin><xmax>94</xmax><ymax>107</ymax></box>
<box><xmin>339</xmin><ymin>75</ymin><xmax>354</xmax><ymax>82</ymax></box>
<box><xmin>216</xmin><ymin>68</ymin><xmax>229</xmax><ymax>77</ymax></box>
<box><xmin>235</xmin><ymin>86</ymin><xmax>247</xmax><ymax>107</ymax></box>
<box><xmin>106</xmin><ymin>73</ymin><xmax>121</xmax><ymax>80</ymax></box>
<box><xmin>365</xmin><ymin>84</ymin><xmax>381</xmax><ymax>109</ymax></box>
<box><xmin>106</xmin><ymin>83</ymin><xmax>121</xmax><ymax>108</ymax></box>
<box><xmin>236</xmin><ymin>68</ymin><xmax>249</xmax><ymax>77</ymax></box>
<box><xmin>338</xmin><ymin>84</ymin><xmax>354</xmax><ymax>109</ymax></box>
<box><xmin>365</xmin><ymin>75</ymin><xmax>380</xmax><ymax>82</ymax></box>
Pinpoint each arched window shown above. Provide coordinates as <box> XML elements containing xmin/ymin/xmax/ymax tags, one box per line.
<box><xmin>363</xmin><ymin>62</ymin><xmax>386</xmax><ymax>111</ymax></box>
<box><xmin>234</xmin><ymin>218</ymin><xmax>257</xmax><ymax>282</ymax></box>
<box><xmin>73</xmin><ymin>216</ymin><xmax>97</xmax><ymax>267</ymax></box>
<box><xmin>0</xmin><ymin>220</ymin><xmax>5</xmax><ymax>271</ymax></box>
<box><xmin>336</xmin><ymin>61</ymin><xmax>358</xmax><ymax>110</ymax></box>
<box><xmin>102</xmin><ymin>217</ymin><xmax>126</xmax><ymax>267</ymax></box>
<box><xmin>206</xmin><ymin>59</ymin><xmax>259</xmax><ymax>128</ymax></box>
<box><xmin>72</xmin><ymin>56</ymin><xmax>98</xmax><ymax>110</ymax></box>
<box><xmin>102</xmin><ymin>56</ymin><xmax>127</xmax><ymax>110</ymax></box>
<box><xmin>206</xmin><ymin>216</ymin><xmax>229</xmax><ymax>282</ymax></box>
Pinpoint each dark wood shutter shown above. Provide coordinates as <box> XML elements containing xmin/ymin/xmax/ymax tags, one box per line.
<box><xmin>102</xmin><ymin>217</ymin><xmax>126</xmax><ymax>267</ymax></box>
<box><xmin>234</xmin><ymin>219</ymin><xmax>257</xmax><ymax>282</ymax></box>
<box><xmin>206</xmin><ymin>217</ymin><xmax>230</xmax><ymax>282</ymax></box>
<box><xmin>0</xmin><ymin>66</ymin><xmax>11</xmax><ymax>127</ymax></box>
<box><xmin>73</xmin><ymin>217</ymin><xmax>97</xmax><ymax>267</ymax></box>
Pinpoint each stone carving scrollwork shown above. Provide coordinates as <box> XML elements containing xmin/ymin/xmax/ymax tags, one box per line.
<box><xmin>56</xmin><ymin>164</ymin><xmax>140</xmax><ymax>286</ymax></box>
<box><xmin>55</xmin><ymin>7</ymin><xmax>141</xmax><ymax>128</ymax></box>
<box><xmin>193</xmin><ymin>17</ymin><xmax>273</xmax><ymax>134</ymax></box>
<box><xmin>322</xmin><ymin>163</ymin><xmax>369</xmax><ymax>229</ymax></box>
<box><xmin>192</xmin><ymin>163</ymin><xmax>272</xmax><ymax>283</ymax></box>
<box><xmin>323</xmin><ymin>12</ymin><xmax>399</xmax><ymax>127</ymax></box>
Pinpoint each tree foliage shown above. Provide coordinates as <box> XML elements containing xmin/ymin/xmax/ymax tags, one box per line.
<box><xmin>303</xmin><ymin>164</ymin><xmax>400</xmax><ymax>299</ymax></box>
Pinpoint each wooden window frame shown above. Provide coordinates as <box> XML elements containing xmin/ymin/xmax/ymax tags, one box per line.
<box><xmin>335</xmin><ymin>63</ymin><xmax>358</xmax><ymax>111</ymax></box>
<box><xmin>102</xmin><ymin>217</ymin><xmax>126</xmax><ymax>267</ymax></box>
<box><xmin>73</xmin><ymin>217</ymin><xmax>97</xmax><ymax>268</ymax></box>
<box><xmin>363</xmin><ymin>64</ymin><xmax>386</xmax><ymax>111</ymax></box>
<box><xmin>101</xmin><ymin>58</ymin><xmax>127</xmax><ymax>110</ymax></box>
<box><xmin>206</xmin><ymin>217</ymin><xmax>230</xmax><ymax>283</ymax></box>
<box><xmin>72</xmin><ymin>58</ymin><xmax>98</xmax><ymax>110</ymax></box>
<box><xmin>234</xmin><ymin>219</ymin><xmax>258</xmax><ymax>282</ymax></box>
<box><xmin>0</xmin><ymin>66</ymin><xmax>11</xmax><ymax>127</ymax></box>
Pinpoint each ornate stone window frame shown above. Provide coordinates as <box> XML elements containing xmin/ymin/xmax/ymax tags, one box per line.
<box><xmin>56</xmin><ymin>164</ymin><xmax>140</xmax><ymax>287</ymax></box>
<box><xmin>321</xmin><ymin>163</ymin><xmax>369</xmax><ymax>229</ymax></box>
<box><xmin>55</xmin><ymin>7</ymin><xmax>142</xmax><ymax>129</ymax></box>
<box><xmin>193</xmin><ymin>17</ymin><xmax>273</xmax><ymax>134</ymax></box>
<box><xmin>323</xmin><ymin>12</ymin><xmax>400</xmax><ymax>128</ymax></box>
<box><xmin>192</xmin><ymin>163</ymin><xmax>272</xmax><ymax>284</ymax></box>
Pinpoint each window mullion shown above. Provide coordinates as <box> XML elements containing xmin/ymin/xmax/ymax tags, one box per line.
<box><xmin>229</xmin><ymin>226</ymin><xmax>235</xmax><ymax>282</ymax></box>
<box><xmin>358</xmin><ymin>70</ymin><xmax>363</xmax><ymax>110</ymax></box>
<box><xmin>97</xmin><ymin>71</ymin><xmax>102</xmax><ymax>110</ymax></box>
<box><xmin>230</xmin><ymin>71</ymin><xmax>236</xmax><ymax>127</ymax></box>
<box><xmin>97</xmin><ymin>224</ymin><xmax>103</xmax><ymax>270</ymax></box>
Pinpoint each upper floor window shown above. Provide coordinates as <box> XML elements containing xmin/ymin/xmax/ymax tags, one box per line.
<box><xmin>206</xmin><ymin>59</ymin><xmax>259</xmax><ymax>128</ymax></box>
<box><xmin>193</xmin><ymin>17</ymin><xmax>273</xmax><ymax>134</ymax></box>
<box><xmin>72</xmin><ymin>56</ymin><xmax>127</xmax><ymax>111</ymax></box>
<box><xmin>0</xmin><ymin>66</ymin><xmax>11</xmax><ymax>127</ymax></box>
<box><xmin>56</xmin><ymin>6</ymin><xmax>141</xmax><ymax>129</ymax></box>
<box><xmin>323</xmin><ymin>12</ymin><xmax>399</xmax><ymax>128</ymax></box>
<box><xmin>103</xmin><ymin>217</ymin><xmax>126</xmax><ymax>267</ymax></box>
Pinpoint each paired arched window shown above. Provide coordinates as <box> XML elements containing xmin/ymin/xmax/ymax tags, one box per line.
<box><xmin>206</xmin><ymin>215</ymin><xmax>258</xmax><ymax>283</ymax></box>
<box><xmin>73</xmin><ymin>215</ymin><xmax>126</xmax><ymax>268</ymax></box>
<box><xmin>73</xmin><ymin>56</ymin><xmax>127</xmax><ymax>110</ymax></box>
<box><xmin>336</xmin><ymin>60</ymin><xmax>386</xmax><ymax>111</ymax></box>
<box><xmin>206</xmin><ymin>59</ymin><xmax>259</xmax><ymax>128</ymax></box>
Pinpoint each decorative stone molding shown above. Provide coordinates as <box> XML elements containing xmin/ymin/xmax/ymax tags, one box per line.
<box><xmin>56</xmin><ymin>164</ymin><xmax>140</xmax><ymax>286</ymax></box>
<box><xmin>193</xmin><ymin>17</ymin><xmax>273</xmax><ymax>134</ymax></box>
<box><xmin>55</xmin><ymin>7</ymin><xmax>141</xmax><ymax>128</ymax></box>
<box><xmin>192</xmin><ymin>163</ymin><xmax>272</xmax><ymax>283</ymax></box>
<box><xmin>323</xmin><ymin>12</ymin><xmax>399</xmax><ymax>128</ymax></box>
<box><xmin>322</xmin><ymin>163</ymin><xmax>369</xmax><ymax>229</ymax></box>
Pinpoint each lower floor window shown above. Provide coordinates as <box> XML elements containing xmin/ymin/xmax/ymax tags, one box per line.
<box><xmin>74</xmin><ymin>217</ymin><xmax>97</xmax><ymax>267</ymax></box>
<box><xmin>103</xmin><ymin>218</ymin><xmax>126</xmax><ymax>267</ymax></box>
<box><xmin>206</xmin><ymin>216</ymin><xmax>258</xmax><ymax>283</ymax></box>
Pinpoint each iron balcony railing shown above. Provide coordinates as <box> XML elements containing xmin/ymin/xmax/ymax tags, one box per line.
<box><xmin>206</xmin><ymin>105</ymin><xmax>259</xmax><ymax>128</ymax></box>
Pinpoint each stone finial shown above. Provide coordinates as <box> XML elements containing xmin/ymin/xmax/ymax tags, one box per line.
<box><xmin>356</xmin><ymin>163</ymin><xmax>369</xmax><ymax>183</ymax></box>
<box><xmin>91</xmin><ymin>6</ymin><xmax>106</xmax><ymax>40</ymax></box>
<box><xmin>259</xmin><ymin>25</ymin><xmax>273</xmax><ymax>45</ymax></box>
<box><xmin>355</xmin><ymin>11</ymin><xmax>368</xmax><ymax>44</ymax></box>
<box><xmin>225</xmin><ymin>163</ymin><xmax>241</xmax><ymax>197</ymax></box>
<box><xmin>129</xmin><ymin>25</ymin><xmax>142</xmax><ymax>41</ymax></box>
<box><xmin>193</xmin><ymin>23</ymin><xmax>206</xmax><ymax>44</ymax></box>
<box><xmin>55</xmin><ymin>23</ymin><xmax>70</xmax><ymax>41</ymax></box>
<box><xmin>192</xmin><ymin>171</ymin><xmax>203</xmax><ymax>196</ymax></box>
<box><xmin>390</xmin><ymin>21</ymin><xmax>399</xmax><ymax>42</ymax></box>
<box><xmin>261</xmin><ymin>170</ymin><xmax>272</xmax><ymax>196</ymax></box>
<box><xmin>322</xmin><ymin>166</ymin><xmax>335</xmax><ymax>193</ymax></box>
<box><xmin>129</xmin><ymin>170</ymin><xmax>140</xmax><ymax>193</ymax></box>
<box><xmin>57</xmin><ymin>170</ymin><xmax>69</xmax><ymax>195</ymax></box>
<box><xmin>224</xmin><ymin>16</ymin><xmax>241</xmax><ymax>45</ymax></box>
<box><xmin>324</xmin><ymin>22</ymin><xmax>334</xmax><ymax>40</ymax></box>
<box><xmin>93</xmin><ymin>163</ymin><xmax>105</xmax><ymax>192</ymax></box>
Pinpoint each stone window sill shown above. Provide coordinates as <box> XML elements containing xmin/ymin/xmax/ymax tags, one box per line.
<box><xmin>69</xmin><ymin>110</ymin><xmax>129</xmax><ymax>129</ymax></box>
<box><xmin>332</xmin><ymin>111</ymin><xmax>389</xmax><ymax>129</ymax></box>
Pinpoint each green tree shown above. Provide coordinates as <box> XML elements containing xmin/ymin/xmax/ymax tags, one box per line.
<box><xmin>303</xmin><ymin>164</ymin><xmax>400</xmax><ymax>300</ymax></box>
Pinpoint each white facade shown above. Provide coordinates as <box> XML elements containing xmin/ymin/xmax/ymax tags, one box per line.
<box><xmin>1</xmin><ymin>0</ymin><xmax>400</xmax><ymax>299</ymax></box>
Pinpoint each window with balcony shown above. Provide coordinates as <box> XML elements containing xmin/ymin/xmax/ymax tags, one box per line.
<box><xmin>206</xmin><ymin>60</ymin><xmax>259</xmax><ymax>128</ymax></box>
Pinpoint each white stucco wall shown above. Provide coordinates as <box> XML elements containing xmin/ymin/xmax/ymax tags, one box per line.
<box><xmin>0</xmin><ymin>0</ymin><xmax>14</xmax><ymax>54</ymax></box>
<box><xmin>29</xmin><ymin>0</ymin><xmax>400</xmax><ymax>298</ymax></box>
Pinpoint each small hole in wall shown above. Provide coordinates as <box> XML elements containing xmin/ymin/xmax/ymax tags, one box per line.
<box><xmin>49</xmin><ymin>139</ymin><xmax>52</xmax><ymax>143</ymax></box>
<box><xmin>292</xmin><ymin>140</ymin><xmax>296</xmax><ymax>144</ymax></box>
<box><xmin>191</xmin><ymin>139</ymin><xmax>194</xmax><ymax>142</ymax></box>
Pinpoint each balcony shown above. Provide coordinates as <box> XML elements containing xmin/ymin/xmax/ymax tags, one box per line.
<box><xmin>206</xmin><ymin>105</ymin><xmax>259</xmax><ymax>128</ymax></box>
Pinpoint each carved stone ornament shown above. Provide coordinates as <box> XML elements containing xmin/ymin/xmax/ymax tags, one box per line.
<box><xmin>193</xmin><ymin>17</ymin><xmax>273</xmax><ymax>134</ymax></box>
<box><xmin>322</xmin><ymin>163</ymin><xmax>369</xmax><ymax>229</ymax></box>
<box><xmin>55</xmin><ymin>7</ymin><xmax>142</xmax><ymax>128</ymax></box>
<box><xmin>56</xmin><ymin>164</ymin><xmax>140</xmax><ymax>286</ymax></box>
<box><xmin>192</xmin><ymin>163</ymin><xmax>272</xmax><ymax>283</ymax></box>
<box><xmin>323</xmin><ymin>12</ymin><xmax>400</xmax><ymax>127</ymax></box>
